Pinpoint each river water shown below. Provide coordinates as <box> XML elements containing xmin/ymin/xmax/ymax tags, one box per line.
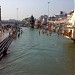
<box><xmin>0</xmin><ymin>27</ymin><xmax>75</xmax><ymax>75</ymax></box>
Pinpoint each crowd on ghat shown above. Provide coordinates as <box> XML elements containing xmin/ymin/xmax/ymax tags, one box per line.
<box><xmin>0</xmin><ymin>25</ymin><xmax>23</xmax><ymax>38</ymax></box>
<box><xmin>40</xmin><ymin>25</ymin><xmax>61</xmax><ymax>36</ymax></box>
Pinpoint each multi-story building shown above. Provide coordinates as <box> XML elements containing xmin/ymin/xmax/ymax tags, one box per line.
<box><xmin>49</xmin><ymin>11</ymin><xmax>67</xmax><ymax>21</ymax></box>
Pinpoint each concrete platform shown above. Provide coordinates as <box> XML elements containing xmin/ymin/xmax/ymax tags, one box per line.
<box><xmin>0</xmin><ymin>31</ymin><xmax>9</xmax><ymax>42</ymax></box>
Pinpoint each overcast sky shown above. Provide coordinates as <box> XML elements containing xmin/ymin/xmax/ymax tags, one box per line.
<box><xmin>0</xmin><ymin>0</ymin><xmax>74</xmax><ymax>20</ymax></box>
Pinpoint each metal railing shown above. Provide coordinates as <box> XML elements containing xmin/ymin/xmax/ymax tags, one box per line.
<box><xmin>0</xmin><ymin>35</ymin><xmax>13</xmax><ymax>57</ymax></box>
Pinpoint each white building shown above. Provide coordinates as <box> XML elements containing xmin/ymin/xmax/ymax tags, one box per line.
<box><xmin>67</xmin><ymin>10</ymin><xmax>75</xmax><ymax>27</ymax></box>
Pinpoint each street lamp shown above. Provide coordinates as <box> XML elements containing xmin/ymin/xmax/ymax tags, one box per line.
<box><xmin>48</xmin><ymin>2</ymin><xmax>50</xmax><ymax>17</ymax></box>
<box><xmin>17</xmin><ymin>8</ymin><xmax>18</xmax><ymax>20</ymax></box>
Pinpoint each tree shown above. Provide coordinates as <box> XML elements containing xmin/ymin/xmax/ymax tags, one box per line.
<box><xmin>30</xmin><ymin>15</ymin><xmax>35</xmax><ymax>28</ymax></box>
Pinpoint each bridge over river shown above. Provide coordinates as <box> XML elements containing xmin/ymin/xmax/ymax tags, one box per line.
<box><xmin>0</xmin><ymin>27</ymin><xmax>75</xmax><ymax>75</ymax></box>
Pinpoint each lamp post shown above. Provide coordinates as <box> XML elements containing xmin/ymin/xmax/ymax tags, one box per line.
<box><xmin>16</xmin><ymin>8</ymin><xmax>19</xmax><ymax>27</ymax></box>
<box><xmin>48</xmin><ymin>2</ymin><xmax>50</xmax><ymax>17</ymax></box>
<box><xmin>17</xmin><ymin>8</ymin><xmax>18</xmax><ymax>20</ymax></box>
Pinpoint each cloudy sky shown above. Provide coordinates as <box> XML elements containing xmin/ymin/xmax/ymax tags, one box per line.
<box><xmin>0</xmin><ymin>0</ymin><xmax>74</xmax><ymax>20</ymax></box>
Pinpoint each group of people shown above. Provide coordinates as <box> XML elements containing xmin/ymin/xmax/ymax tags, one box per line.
<box><xmin>10</xmin><ymin>28</ymin><xmax>23</xmax><ymax>38</ymax></box>
<box><xmin>38</xmin><ymin>25</ymin><xmax>52</xmax><ymax>36</ymax></box>
<box><xmin>38</xmin><ymin>24</ymin><xmax>62</xmax><ymax>36</ymax></box>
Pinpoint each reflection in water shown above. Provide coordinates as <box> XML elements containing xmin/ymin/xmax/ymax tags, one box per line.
<box><xmin>64</xmin><ymin>42</ymin><xmax>75</xmax><ymax>71</ymax></box>
<box><xmin>63</xmin><ymin>42</ymin><xmax>75</xmax><ymax>74</ymax></box>
<box><xmin>64</xmin><ymin>42</ymin><xmax>75</xmax><ymax>58</ymax></box>
<box><xmin>64</xmin><ymin>42</ymin><xmax>75</xmax><ymax>50</ymax></box>
<box><xmin>0</xmin><ymin>27</ymin><xmax>75</xmax><ymax>75</ymax></box>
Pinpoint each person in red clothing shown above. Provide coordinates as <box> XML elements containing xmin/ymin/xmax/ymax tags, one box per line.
<box><xmin>48</xmin><ymin>25</ymin><xmax>52</xmax><ymax>36</ymax></box>
<box><xmin>48</xmin><ymin>25</ymin><xmax>51</xmax><ymax>30</ymax></box>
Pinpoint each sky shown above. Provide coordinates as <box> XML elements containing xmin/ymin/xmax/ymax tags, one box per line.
<box><xmin>0</xmin><ymin>0</ymin><xmax>74</xmax><ymax>20</ymax></box>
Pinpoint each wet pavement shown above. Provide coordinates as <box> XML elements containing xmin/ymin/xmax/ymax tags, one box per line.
<box><xmin>0</xmin><ymin>27</ymin><xmax>75</xmax><ymax>75</ymax></box>
<box><xmin>0</xmin><ymin>31</ymin><xmax>9</xmax><ymax>42</ymax></box>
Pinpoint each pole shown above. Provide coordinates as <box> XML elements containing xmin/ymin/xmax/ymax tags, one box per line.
<box><xmin>0</xmin><ymin>6</ymin><xmax>1</xmax><ymax>26</ymax></box>
<box><xmin>48</xmin><ymin>2</ymin><xmax>50</xmax><ymax>17</ymax></box>
<box><xmin>17</xmin><ymin>8</ymin><xmax>18</xmax><ymax>20</ymax></box>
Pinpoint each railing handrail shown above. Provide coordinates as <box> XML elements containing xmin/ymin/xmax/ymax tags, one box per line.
<box><xmin>0</xmin><ymin>35</ymin><xmax>13</xmax><ymax>55</ymax></box>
